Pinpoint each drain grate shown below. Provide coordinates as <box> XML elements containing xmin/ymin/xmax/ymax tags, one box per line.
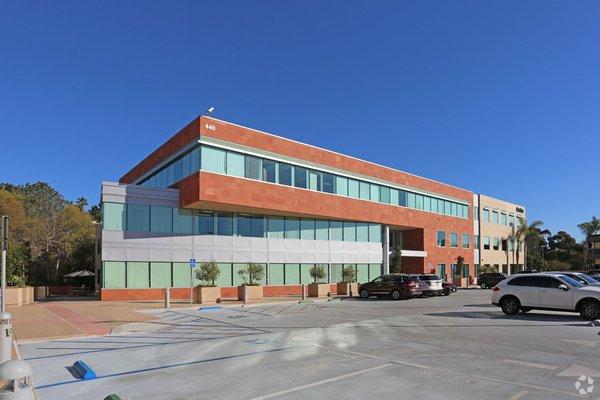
<box><xmin>241</xmin><ymin>338</ymin><xmax>281</xmax><ymax>345</ymax></box>
<box><xmin>227</xmin><ymin>315</ymin><xmax>249</xmax><ymax>319</ymax></box>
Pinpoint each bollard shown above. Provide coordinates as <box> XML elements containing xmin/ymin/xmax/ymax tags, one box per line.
<box><xmin>164</xmin><ymin>287</ymin><xmax>171</xmax><ymax>309</ymax></box>
<box><xmin>0</xmin><ymin>313</ymin><xmax>11</xmax><ymax>365</ymax></box>
<box><xmin>347</xmin><ymin>282</ymin><xmax>352</xmax><ymax>298</ymax></box>
<box><xmin>0</xmin><ymin>360</ymin><xmax>35</xmax><ymax>400</ymax></box>
<box><xmin>301</xmin><ymin>284</ymin><xmax>306</xmax><ymax>301</ymax></box>
<box><xmin>243</xmin><ymin>285</ymin><xmax>248</xmax><ymax>304</ymax></box>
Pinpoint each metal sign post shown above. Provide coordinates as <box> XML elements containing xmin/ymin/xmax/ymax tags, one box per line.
<box><xmin>1</xmin><ymin>216</ymin><xmax>8</xmax><ymax>313</ymax></box>
<box><xmin>189</xmin><ymin>258</ymin><xmax>196</xmax><ymax>307</ymax></box>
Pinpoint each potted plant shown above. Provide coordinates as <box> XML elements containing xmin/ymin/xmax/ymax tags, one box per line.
<box><xmin>307</xmin><ymin>264</ymin><xmax>329</xmax><ymax>298</ymax></box>
<box><xmin>194</xmin><ymin>261</ymin><xmax>221</xmax><ymax>304</ymax></box>
<box><xmin>453</xmin><ymin>256</ymin><xmax>468</xmax><ymax>287</ymax></box>
<box><xmin>336</xmin><ymin>265</ymin><xmax>357</xmax><ymax>296</ymax></box>
<box><xmin>237</xmin><ymin>262</ymin><xmax>264</xmax><ymax>302</ymax></box>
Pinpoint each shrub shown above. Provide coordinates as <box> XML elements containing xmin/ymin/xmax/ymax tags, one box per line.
<box><xmin>195</xmin><ymin>261</ymin><xmax>220</xmax><ymax>287</ymax></box>
<box><xmin>309</xmin><ymin>264</ymin><xmax>326</xmax><ymax>283</ymax></box>
<box><xmin>341</xmin><ymin>265</ymin><xmax>356</xmax><ymax>283</ymax></box>
<box><xmin>238</xmin><ymin>263</ymin><xmax>264</xmax><ymax>286</ymax></box>
<box><xmin>455</xmin><ymin>256</ymin><xmax>465</xmax><ymax>278</ymax></box>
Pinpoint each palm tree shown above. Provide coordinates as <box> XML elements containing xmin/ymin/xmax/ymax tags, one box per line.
<box><xmin>578</xmin><ymin>216</ymin><xmax>600</xmax><ymax>238</ymax></box>
<box><xmin>514</xmin><ymin>219</ymin><xmax>544</xmax><ymax>270</ymax></box>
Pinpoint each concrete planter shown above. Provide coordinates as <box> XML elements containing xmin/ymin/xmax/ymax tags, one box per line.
<box><xmin>308</xmin><ymin>283</ymin><xmax>329</xmax><ymax>298</ymax></box>
<box><xmin>453</xmin><ymin>278</ymin><xmax>468</xmax><ymax>287</ymax></box>
<box><xmin>336</xmin><ymin>282</ymin><xmax>358</xmax><ymax>296</ymax></box>
<box><xmin>238</xmin><ymin>285</ymin><xmax>263</xmax><ymax>302</ymax></box>
<box><xmin>194</xmin><ymin>286</ymin><xmax>220</xmax><ymax>304</ymax></box>
<box><xmin>34</xmin><ymin>286</ymin><xmax>48</xmax><ymax>300</ymax></box>
<box><xmin>6</xmin><ymin>287</ymin><xmax>34</xmax><ymax>306</ymax></box>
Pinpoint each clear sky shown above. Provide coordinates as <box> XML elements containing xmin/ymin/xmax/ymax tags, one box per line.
<box><xmin>1</xmin><ymin>1</ymin><xmax>598</xmax><ymax>239</ymax></box>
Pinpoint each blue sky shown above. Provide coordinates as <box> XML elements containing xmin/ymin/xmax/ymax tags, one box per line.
<box><xmin>1</xmin><ymin>1</ymin><xmax>598</xmax><ymax>239</ymax></box>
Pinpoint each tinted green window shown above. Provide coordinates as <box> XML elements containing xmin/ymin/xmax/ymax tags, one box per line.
<box><xmin>368</xmin><ymin>264</ymin><xmax>381</xmax><ymax>280</ymax></box>
<box><xmin>232</xmin><ymin>263</ymin><xmax>246</xmax><ymax>286</ymax></box>
<box><xmin>245</xmin><ymin>155</ymin><xmax>262</xmax><ymax>180</ymax></box>
<box><xmin>501</xmin><ymin>212</ymin><xmax>507</xmax><ymax>225</ymax></box>
<box><xmin>300</xmin><ymin>264</ymin><xmax>314</xmax><ymax>284</ymax></box>
<box><xmin>172</xmin><ymin>262</ymin><xmax>190</xmax><ymax>287</ymax></box>
<box><xmin>380</xmin><ymin>186</ymin><xmax>390</xmax><ymax>204</ymax></box>
<box><xmin>285</xmin><ymin>218</ymin><xmax>300</xmax><ymax>239</ymax></box>
<box><xmin>462</xmin><ymin>233</ymin><xmax>470</xmax><ymax>248</ymax></box>
<box><xmin>103</xmin><ymin>203</ymin><xmax>125</xmax><ymax>231</ymax></box>
<box><xmin>127</xmin><ymin>262</ymin><xmax>149</xmax><ymax>288</ymax></box>
<box><xmin>201</xmin><ymin>146</ymin><xmax>226</xmax><ymax>173</ymax></box>
<box><xmin>322</xmin><ymin>173</ymin><xmax>335</xmax><ymax>193</ymax></box>
<box><xmin>335</xmin><ymin>176</ymin><xmax>348</xmax><ymax>196</ymax></box>
<box><xmin>151</xmin><ymin>206</ymin><xmax>172</xmax><ymax>234</ymax></box>
<box><xmin>294</xmin><ymin>167</ymin><xmax>307</xmax><ymax>188</ymax></box>
<box><xmin>444</xmin><ymin>201</ymin><xmax>452</xmax><ymax>215</ymax></box>
<box><xmin>483</xmin><ymin>208</ymin><xmax>490</xmax><ymax>222</ymax></box>
<box><xmin>173</xmin><ymin>209</ymin><xmax>193</xmax><ymax>234</ymax></box>
<box><xmin>450</xmin><ymin>203</ymin><xmax>457</xmax><ymax>216</ymax></box>
<box><xmin>390</xmin><ymin>188</ymin><xmax>399</xmax><ymax>205</ymax></box>
<box><xmin>284</xmin><ymin>264</ymin><xmax>300</xmax><ymax>284</ymax></box>
<box><xmin>437</xmin><ymin>264</ymin><xmax>446</xmax><ymax>277</ymax></box>
<box><xmin>423</xmin><ymin>196</ymin><xmax>431</xmax><ymax>211</ymax></box>
<box><xmin>356</xmin><ymin>223</ymin><xmax>369</xmax><ymax>242</ymax></box>
<box><xmin>492</xmin><ymin>210</ymin><xmax>499</xmax><ymax>224</ymax></box>
<box><xmin>268</xmin><ymin>217</ymin><xmax>285</xmax><ymax>238</ymax></box>
<box><xmin>398</xmin><ymin>190</ymin><xmax>407</xmax><ymax>206</ymax></box>
<box><xmin>269</xmin><ymin>264</ymin><xmax>284</xmax><ymax>285</ymax></box>
<box><xmin>216</xmin><ymin>212</ymin><xmax>233</xmax><ymax>236</ymax></box>
<box><xmin>308</xmin><ymin>170</ymin><xmax>319</xmax><ymax>190</ymax></box>
<box><xmin>450</xmin><ymin>232</ymin><xmax>458</xmax><ymax>247</ymax></box>
<box><xmin>370</xmin><ymin>184</ymin><xmax>380</xmax><ymax>202</ymax></box>
<box><xmin>150</xmin><ymin>262</ymin><xmax>171</xmax><ymax>287</ymax></box>
<box><xmin>216</xmin><ymin>263</ymin><xmax>232</xmax><ymax>287</ymax></box>
<box><xmin>407</xmin><ymin>192</ymin><xmax>416</xmax><ymax>208</ymax></box>
<box><xmin>368</xmin><ymin>224</ymin><xmax>381</xmax><ymax>242</ymax></box>
<box><xmin>330</xmin><ymin>264</ymin><xmax>344</xmax><ymax>283</ymax></box>
<box><xmin>348</xmin><ymin>179</ymin><xmax>359</xmax><ymax>198</ymax></box>
<box><xmin>430</xmin><ymin>197</ymin><xmax>438</xmax><ymax>213</ymax></box>
<box><xmin>262</xmin><ymin>159</ymin><xmax>277</xmax><ymax>183</ymax></box>
<box><xmin>127</xmin><ymin>204</ymin><xmax>149</xmax><ymax>232</ymax></box>
<box><xmin>415</xmin><ymin>194</ymin><xmax>423</xmax><ymax>210</ymax></box>
<box><xmin>356</xmin><ymin>264</ymin><xmax>369</xmax><ymax>283</ymax></box>
<box><xmin>226</xmin><ymin>151</ymin><xmax>245</xmax><ymax>177</ymax></box>
<box><xmin>315</xmin><ymin>220</ymin><xmax>329</xmax><ymax>240</ymax></box>
<box><xmin>343</xmin><ymin>222</ymin><xmax>356</xmax><ymax>241</ymax></box>
<box><xmin>359</xmin><ymin>181</ymin><xmax>370</xmax><ymax>200</ymax></box>
<box><xmin>103</xmin><ymin>261</ymin><xmax>126</xmax><ymax>288</ymax></box>
<box><xmin>279</xmin><ymin>163</ymin><xmax>292</xmax><ymax>186</ymax></box>
<box><xmin>198</xmin><ymin>212</ymin><xmax>215</xmax><ymax>235</ymax></box>
<box><xmin>437</xmin><ymin>231</ymin><xmax>446</xmax><ymax>246</ymax></box>
<box><xmin>301</xmin><ymin>219</ymin><xmax>315</xmax><ymax>240</ymax></box>
<box><xmin>330</xmin><ymin>221</ymin><xmax>343</xmax><ymax>241</ymax></box>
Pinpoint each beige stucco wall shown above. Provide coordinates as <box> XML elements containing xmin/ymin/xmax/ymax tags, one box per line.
<box><xmin>477</xmin><ymin>195</ymin><xmax>526</xmax><ymax>273</ymax></box>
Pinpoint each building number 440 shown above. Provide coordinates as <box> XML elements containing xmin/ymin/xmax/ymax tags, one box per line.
<box><xmin>205</xmin><ymin>124</ymin><xmax>216</xmax><ymax>131</ymax></box>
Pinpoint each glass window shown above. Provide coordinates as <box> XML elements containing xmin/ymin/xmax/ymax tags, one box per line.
<box><xmin>201</xmin><ymin>146</ymin><xmax>226</xmax><ymax>174</ymax></box>
<box><xmin>450</xmin><ymin>203</ymin><xmax>457</xmax><ymax>216</ymax></box>
<box><xmin>450</xmin><ymin>232</ymin><xmax>458</xmax><ymax>248</ymax></box>
<box><xmin>343</xmin><ymin>221</ymin><xmax>356</xmax><ymax>241</ymax></box>
<box><xmin>330</xmin><ymin>221</ymin><xmax>344</xmax><ymax>241</ymax></box>
<box><xmin>151</xmin><ymin>206</ymin><xmax>172</xmax><ymax>233</ymax></box>
<box><xmin>182</xmin><ymin>151</ymin><xmax>192</xmax><ymax>178</ymax></box>
<box><xmin>416</xmin><ymin>194</ymin><xmax>424</xmax><ymax>210</ymax></box>
<box><xmin>236</xmin><ymin>214</ymin><xmax>252</xmax><ymax>236</ymax></box>
<box><xmin>308</xmin><ymin>170</ymin><xmax>320</xmax><ymax>191</ymax></box>
<box><xmin>197</xmin><ymin>211</ymin><xmax>215</xmax><ymax>235</ymax></box>
<box><xmin>437</xmin><ymin>231</ymin><xmax>446</xmax><ymax>247</ymax></box>
<box><xmin>127</xmin><ymin>204</ymin><xmax>150</xmax><ymax>232</ymax></box>
<box><xmin>462</xmin><ymin>233</ymin><xmax>470</xmax><ymax>249</ymax></box>
<box><xmin>166</xmin><ymin>164</ymin><xmax>174</xmax><ymax>186</ymax></box>
<box><xmin>501</xmin><ymin>212</ymin><xmax>507</xmax><ymax>225</ymax></box>
<box><xmin>492</xmin><ymin>210</ymin><xmax>499</xmax><ymax>224</ymax></box>
<box><xmin>315</xmin><ymin>220</ymin><xmax>329</xmax><ymax>240</ymax></box>
<box><xmin>348</xmin><ymin>179</ymin><xmax>359</xmax><ymax>198</ymax></box>
<box><xmin>173</xmin><ymin>158</ymin><xmax>183</xmax><ymax>182</ymax></box>
<box><xmin>437</xmin><ymin>199</ymin><xmax>444</xmax><ymax>214</ymax></box>
<box><xmin>444</xmin><ymin>201</ymin><xmax>451</xmax><ymax>215</ymax></box>
<box><xmin>437</xmin><ymin>264</ymin><xmax>446</xmax><ymax>277</ymax></box>
<box><xmin>423</xmin><ymin>196</ymin><xmax>431</xmax><ymax>211</ymax></box>
<box><xmin>368</xmin><ymin>224</ymin><xmax>381</xmax><ymax>242</ymax></box>
<box><xmin>483</xmin><ymin>208</ymin><xmax>490</xmax><ymax>222</ymax></box>
<box><xmin>173</xmin><ymin>209</ymin><xmax>193</xmax><ymax>234</ymax></box>
<box><xmin>215</xmin><ymin>212</ymin><xmax>233</xmax><ymax>236</ymax></box>
<box><xmin>102</xmin><ymin>202</ymin><xmax>125</xmax><ymax>231</ymax></box>
<box><xmin>262</xmin><ymin>159</ymin><xmax>277</xmax><ymax>183</ymax></box>
<box><xmin>398</xmin><ymin>190</ymin><xmax>407</xmax><ymax>207</ymax></box>
<box><xmin>226</xmin><ymin>151</ymin><xmax>245</xmax><ymax>177</ymax></box>
<box><xmin>322</xmin><ymin>173</ymin><xmax>335</xmax><ymax>193</ymax></box>
<box><xmin>407</xmin><ymin>192</ymin><xmax>416</xmax><ymax>208</ymax></box>
<box><xmin>390</xmin><ymin>188</ymin><xmax>399</xmax><ymax>205</ymax></box>
<box><xmin>251</xmin><ymin>215</ymin><xmax>265</xmax><ymax>237</ymax></box>
<box><xmin>474</xmin><ymin>235</ymin><xmax>480</xmax><ymax>249</ymax></box>
<box><xmin>380</xmin><ymin>186</ymin><xmax>390</xmax><ymax>204</ymax></box>
<box><xmin>301</xmin><ymin>219</ymin><xmax>315</xmax><ymax>240</ymax></box>
<box><xmin>359</xmin><ymin>181</ymin><xmax>370</xmax><ymax>200</ymax></box>
<box><xmin>190</xmin><ymin>147</ymin><xmax>200</xmax><ymax>173</ymax></box>
<box><xmin>267</xmin><ymin>217</ymin><xmax>285</xmax><ymax>238</ymax></box>
<box><xmin>356</xmin><ymin>223</ymin><xmax>369</xmax><ymax>242</ymax></box>
<box><xmin>430</xmin><ymin>196</ymin><xmax>438</xmax><ymax>212</ymax></box>
<box><xmin>493</xmin><ymin>237</ymin><xmax>500</xmax><ymax>250</ymax></box>
<box><xmin>245</xmin><ymin>155</ymin><xmax>262</xmax><ymax>180</ymax></box>
<box><xmin>285</xmin><ymin>218</ymin><xmax>300</xmax><ymax>239</ymax></box>
<box><xmin>279</xmin><ymin>163</ymin><xmax>292</xmax><ymax>186</ymax></box>
<box><xmin>474</xmin><ymin>207</ymin><xmax>479</xmax><ymax>220</ymax></box>
<box><xmin>370</xmin><ymin>184</ymin><xmax>380</xmax><ymax>202</ymax></box>
<box><xmin>335</xmin><ymin>176</ymin><xmax>348</xmax><ymax>196</ymax></box>
<box><xmin>294</xmin><ymin>167</ymin><xmax>307</xmax><ymax>189</ymax></box>
<box><xmin>483</xmin><ymin>236</ymin><xmax>490</xmax><ymax>250</ymax></box>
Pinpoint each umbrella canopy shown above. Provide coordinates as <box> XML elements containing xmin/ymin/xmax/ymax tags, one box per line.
<box><xmin>64</xmin><ymin>270</ymin><xmax>96</xmax><ymax>278</ymax></box>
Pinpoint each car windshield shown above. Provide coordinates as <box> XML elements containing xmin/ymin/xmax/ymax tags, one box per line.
<box><xmin>576</xmin><ymin>274</ymin><xmax>597</xmax><ymax>284</ymax></box>
<box><xmin>419</xmin><ymin>275</ymin><xmax>440</xmax><ymax>281</ymax></box>
<box><xmin>557</xmin><ymin>275</ymin><xmax>584</xmax><ymax>288</ymax></box>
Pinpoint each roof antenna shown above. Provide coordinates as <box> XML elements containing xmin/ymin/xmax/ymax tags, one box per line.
<box><xmin>206</xmin><ymin>106</ymin><xmax>215</xmax><ymax>116</ymax></box>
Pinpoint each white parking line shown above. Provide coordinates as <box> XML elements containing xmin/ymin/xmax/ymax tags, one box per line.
<box><xmin>503</xmin><ymin>359</ymin><xmax>559</xmax><ymax>371</ymax></box>
<box><xmin>248</xmin><ymin>363</ymin><xmax>392</xmax><ymax>400</ymax></box>
<box><xmin>507</xmin><ymin>390</ymin><xmax>529</xmax><ymax>400</ymax></box>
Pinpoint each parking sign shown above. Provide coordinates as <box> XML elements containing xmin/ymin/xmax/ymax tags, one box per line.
<box><xmin>189</xmin><ymin>258</ymin><xmax>196</xmax><ymax>268</ymax></box>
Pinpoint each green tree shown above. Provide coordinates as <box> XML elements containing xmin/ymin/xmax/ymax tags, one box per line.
<box><xmin>389</xmin><ymin>244</ymin><xmax>402</xmax><ymax>273</ymax></box>
<box><xmin>341</xmin><ymin>265</ymin><xmax>356</xmax><ymax>283</ymax></box>
<box><xmin>238</xmin><ymin>263</ymin><xmax>265</xmax><ymax>286</ymax></box>
<box><xmin>196</xmin><ymin>261</ymin><xmax>221</xmax><ymax>287</ymax></box>
<box><xmin>88</xmin><ymin>204</ymin><xmax>102</xmax><ymax>223</ymax></box>
<box><xmin>455</xmin><ymin>256</ymin><xmax>465</xmax><ymax>277</ymax></box>
<box><xmin>578</xmin><ymin>216</ymin><xmax>600</xmax><ymax>238</ymax></box>
<box><xmin>309</xmin><ymin>264</ymin><xmax>326</xmax><ymax>283</ymax></box>
<box><xmin>514</xmin><ymin>219</ymin><xmax>544</xmax><ymax>269</ymax></box>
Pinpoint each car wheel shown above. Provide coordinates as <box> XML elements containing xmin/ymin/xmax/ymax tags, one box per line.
<box><xmin>500</xmin><ymin>297</ymin><xmax>520</xmax><ymax>316</ymax></box>
<box><xmin>520</xmin><ymin>307</ymin><xmax>532</xmax><ymax>313</ymax></box>
<box><xmin>391</xmin><ymin>290</ymin><xmax>401</xmax><ymax>300</ymax></box>
<box><xmin>480</xmin><ymin>282</ymin><xmax>487</xmax><ymax>289</ymax></box>
<box><xmin>443</xmin><ymin>289</ymin><xmax>450</xmax><ymax>296</ymax></box>
<box><xmin>359</xmin><ymin>289</ymin><xmax>369</xmax><ymax>299</ymax></box>
<box><xmin>579</xmin><ymin>300</ymin><xmax>600</xmax><ymax>320</ymax></box>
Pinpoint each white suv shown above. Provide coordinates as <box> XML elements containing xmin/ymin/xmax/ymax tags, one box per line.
<box><xmin>413</xmin><ymin>274</ymin><xmax>443</xmax><ymax>296</ymax></box>
<box><xmin>491</xmin><ymin>273</ymin><xmax>600</xmax><ymax>320</ymax></box>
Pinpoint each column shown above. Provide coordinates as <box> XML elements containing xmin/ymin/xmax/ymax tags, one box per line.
<box><xmin>383</xmin><ymin>225</ymin><xmax>390</xmax><ymax>274</ymax></box>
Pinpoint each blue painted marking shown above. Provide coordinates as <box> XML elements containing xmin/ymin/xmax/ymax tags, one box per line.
<box><xmin>72</xmin><ymin>360</ymin><xmax>98</xmax><ymax>380</ymax></box>
<box><xmin>198</xmin><ymin>306</ymin><xmax>221</xmax><ymax>311</ymax></box>
<box><xmin>189</xmin><ymin>258</ymin><xmax>196</xmax><ymax>268</ymax></box>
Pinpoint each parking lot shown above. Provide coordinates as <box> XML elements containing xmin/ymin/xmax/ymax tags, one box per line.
<box><xmin>22</xmin><ymin>290</ymin><xmax>600</xmax><ymax>400</ymax></box>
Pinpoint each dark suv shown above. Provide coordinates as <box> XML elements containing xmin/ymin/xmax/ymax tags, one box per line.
<box><xmin>358</xmin><ymin>274</ymin><xmax>422</xmax><ymax>300</ymax></box>
<box><xmin>478</xmin><ymin>272</ymin><xmax>507</xmax><ymax>289</ymax></box>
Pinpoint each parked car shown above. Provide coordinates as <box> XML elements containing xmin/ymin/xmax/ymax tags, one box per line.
<box><xmin>586</xmin><ymin>270</ymin><xmax>600</xmax><ymax>282</ymax></box>
<box><xmin>441</xmin><ymin>281</ymin><xmax>457</xmax><ymax>296</ymax></box>
<box><xmin>516</xmin><ymin>269</ymin><xmax>539</xmax><ymax>274</ymax></box>
<box><xmin>412</xmin><ymin>274</ymin><xmax>443</xmax><ymax>296</ymax></box>
<box><xmin>491</xmin><ymin>273</ymin><xmax>600</xmax><ymax>320</ymax></box>
<box><xmin>546</xmin><ymin>271</ymin><xmax>600</xmax><ymax>287</ymax></box>
<box><xmin>477</xmin><ymin>272</ymin><xmax>506</xmax><ymax>289</ymax></box>
<box><xmin>358</xmin><ymin>274</ymin><xmax>422</xmax><ymax>300</ymax></box>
